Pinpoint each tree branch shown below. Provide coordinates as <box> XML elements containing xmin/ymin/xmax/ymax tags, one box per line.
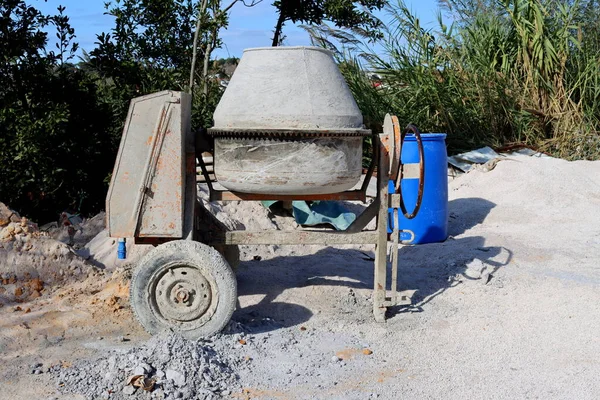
<box><xmin>189</xmin><ymin>0</ymin><xmax>209</xmax><ymax>92</ymax></box>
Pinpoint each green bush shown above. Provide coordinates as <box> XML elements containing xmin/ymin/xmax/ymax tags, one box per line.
<box><xmin>0</xmin><ymin>1</ymin><xmax>116</xmax><ymax>222</ymax></box>
<box><xmin>0</xmin><ymin>0</ymin><xmax>227</xmax><ymax>222</ymax></box>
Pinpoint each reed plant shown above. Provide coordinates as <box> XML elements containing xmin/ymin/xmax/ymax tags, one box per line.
<box><xmin>308</xmin><ymin>0</ymin><xmax>600</xmax><ymax>159</ymax></box>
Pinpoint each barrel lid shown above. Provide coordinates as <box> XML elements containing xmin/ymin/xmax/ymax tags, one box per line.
<box><xmin>404</xmin><ymin>133</ymin><xmax>447</xmax><ymax>141</ymax></box>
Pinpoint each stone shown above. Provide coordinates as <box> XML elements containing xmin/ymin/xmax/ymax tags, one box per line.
<box><xmin>0</xmin><ymin>203</ymin><xmax>18</xmax><ymax>226</ymax></box>
<box><xmin>139</xmin><ymin>362</ymin><xmax>153</xmax><ymax>373</ymax></box>
<box><xmin>123</xmin><ymin>385</ymin><xmax>136</xmax><ymax>395</ymax></box>
<box><xmin>166</xmin><ymin>369</ymin><xmax>186</xmax><ymax>387</ymax></box>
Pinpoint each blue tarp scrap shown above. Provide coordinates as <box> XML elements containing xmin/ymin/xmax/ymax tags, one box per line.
<box><xmin>261</xmin><ymin>201</ymin><xmax>356</xmax><ymax>231</ymax></box>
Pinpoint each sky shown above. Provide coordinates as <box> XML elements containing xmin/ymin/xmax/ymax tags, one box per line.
<box><xmin>26</xmin><ymin>0</ymin><xmax>442</xmax><ymax>59</ymax></box>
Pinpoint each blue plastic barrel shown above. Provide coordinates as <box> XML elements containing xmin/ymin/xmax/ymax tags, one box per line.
<box><xmin>388</xmin><ymin>133</ymin><xmax>448</xmax><ymax>244</ymax></box>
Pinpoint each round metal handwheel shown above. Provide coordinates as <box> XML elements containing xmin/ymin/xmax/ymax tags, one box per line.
<box><xmin>130</xmin><ymin>240</ymin><xmax>237</xmax><ymax>339</ymax></box>
<box><xmin>397</xmin><ymin>123</ymin><xmax>425</xmax><ymax>219</ymax></box>
<box><xmin>383</xmin><ymin>114</ymin><xmax>402</xmax><ymax>180</ymax></box>
<box><xmin>384</xmin><ymin>115</ymin><xmax>426</xmax><ymax>220</ymax></box>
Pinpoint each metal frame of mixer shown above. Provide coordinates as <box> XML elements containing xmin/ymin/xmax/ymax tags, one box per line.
<box><xmin>198</xmin><ymin>114</ymin><xmax>425</xmax><ymax>322</ymax></box>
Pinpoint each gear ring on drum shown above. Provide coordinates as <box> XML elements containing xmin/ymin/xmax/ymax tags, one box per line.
<box><xmin>207</xmin><ymin>127</ymin><xmax>372</xmax><ymax>139</ymax></box>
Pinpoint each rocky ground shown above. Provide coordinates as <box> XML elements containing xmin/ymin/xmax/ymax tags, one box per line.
<box><xmin>1</xmin><ymin>153</ymin><xmax>599</xmax><ymax>399</ymax></box>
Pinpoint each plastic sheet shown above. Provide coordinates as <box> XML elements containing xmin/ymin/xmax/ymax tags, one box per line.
<box><xmin>214</xmin><ymin>136</ymin><xmax>363</xmax><ymax>195</ymax></box>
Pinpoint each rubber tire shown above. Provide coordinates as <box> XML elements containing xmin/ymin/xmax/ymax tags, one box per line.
<box><xmin>130</xmin><ymin>240</ymin><xmax>237</xmax><ymax>339</ymax></box>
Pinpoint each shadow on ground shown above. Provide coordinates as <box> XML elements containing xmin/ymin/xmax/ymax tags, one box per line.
<box><xmin>232</xmin><ymin>197</ymin><xmax>510</xmax><ymax>332</ymax></box>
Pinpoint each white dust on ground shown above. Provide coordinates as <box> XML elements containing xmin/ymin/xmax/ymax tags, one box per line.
<box><xmin>1</xmin><ymin>153</ymin><xmax>600</xmax><ymax>399</ymax></box>
<box><xmin>218</xmin><ymin>154</ymin><xmax>600</xmax><ymax>399</ymax></box>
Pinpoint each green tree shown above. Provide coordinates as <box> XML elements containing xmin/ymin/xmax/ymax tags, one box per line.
<box><xmin>88</xmin><ymin>0</ymin><xmax>257</xmax><ymax>132</ymax></box>
<box><xmin>271</xmin><ymin>0</ymin><xmax>386</xmax><ymax>46</ymax></box>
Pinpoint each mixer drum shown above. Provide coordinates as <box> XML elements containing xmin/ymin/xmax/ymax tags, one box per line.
<box><xmin>209</xmin><ymin>46</ymin><xmax>370</xmax><ymax>195</ymax></box>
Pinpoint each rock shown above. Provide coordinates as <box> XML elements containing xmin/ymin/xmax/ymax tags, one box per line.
<box><xmin>166</xmin><ymin>369</ymin><xmax>186</xmax><ymax>387</ymax></box>
<box><xmin>0</xmin><ymin>203</ymin><xmax>19</xmax><ymax>226</ymax></box>
<box><xmin>139</xmin><ymin>362</ymin><xmax>153</xmax><ymax>373</ymax></box>
<box><xmin>331</xmin><ymin>356</ymin><xmax>340</xmax><ymax>363</ymax></box>
<box><xmin>123</xmin><ymin>385</ymin><xmax>136</xmax><ymax>395</ymax></box>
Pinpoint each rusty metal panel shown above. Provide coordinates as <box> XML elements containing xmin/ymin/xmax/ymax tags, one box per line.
<box><xmin>106</xmin><ymin>91</ymin><xmax>191</xmax><ymax>238</ymax></box>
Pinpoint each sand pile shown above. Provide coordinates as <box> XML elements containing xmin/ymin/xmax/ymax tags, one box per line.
<box><xmin>447</xmin><ymin>153</ymin><xmax>600</xmax><ymax>243</ymax></box>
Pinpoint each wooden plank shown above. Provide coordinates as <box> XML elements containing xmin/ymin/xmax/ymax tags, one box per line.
<box><xmin>373</xmin><ymin>135</ymin><xmax>390</xmax><ymax>322</ymax></box>
<box><xmin>214</xmin><ymin>230</ymin><xmax>379</xmax><ymax>245</ymax></box>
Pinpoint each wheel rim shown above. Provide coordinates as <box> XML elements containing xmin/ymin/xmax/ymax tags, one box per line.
<box><xmin>148</xmin><ymin>261</ymin><xmax>219</xmax><ymax>329</ymax></box>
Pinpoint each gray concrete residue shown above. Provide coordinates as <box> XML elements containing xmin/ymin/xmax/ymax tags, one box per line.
<box><xmin>53</xmin><ymin>333</ymin><xmax>239</xmax><ymax>400</ymax></box>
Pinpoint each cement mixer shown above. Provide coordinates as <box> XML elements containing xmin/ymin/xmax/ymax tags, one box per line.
<box><xmin>106</xmin><ymin>46</ymin><xmax>425</xmax><ymax>339</ymax></box>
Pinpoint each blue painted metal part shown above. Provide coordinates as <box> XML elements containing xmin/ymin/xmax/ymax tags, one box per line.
<box><xmin>388</xmin><ymin>133</ymin><xmax>448</xmax><ymax>244</ymax></box>
<box><xmin>117</xmin><ymin>238</ymin><xmax>127</xmax><ymax>260</ymax></box>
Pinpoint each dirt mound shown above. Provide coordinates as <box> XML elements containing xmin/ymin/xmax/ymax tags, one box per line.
<box><xmin>0</xmin><ymin>202</ymin><xmax>102</xmax><ymax>306</ymax></box>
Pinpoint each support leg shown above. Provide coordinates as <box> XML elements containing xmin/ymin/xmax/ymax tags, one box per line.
<box><xmin>373</xmin><ymin>135</ymin><xmax>390</xmax><ymax>322</ymax></box>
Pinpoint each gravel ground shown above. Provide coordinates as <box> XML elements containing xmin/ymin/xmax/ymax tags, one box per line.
<box><xmin>1</xmin><ymin>154</ymin><xmax>600</xmax><ymax>399</ymax></box>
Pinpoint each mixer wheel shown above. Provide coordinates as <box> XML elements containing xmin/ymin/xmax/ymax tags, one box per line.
<box><xmin>130</xmin><ymin>240</ymin><xmax>237</xmax><ymax>339</ymax></box>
